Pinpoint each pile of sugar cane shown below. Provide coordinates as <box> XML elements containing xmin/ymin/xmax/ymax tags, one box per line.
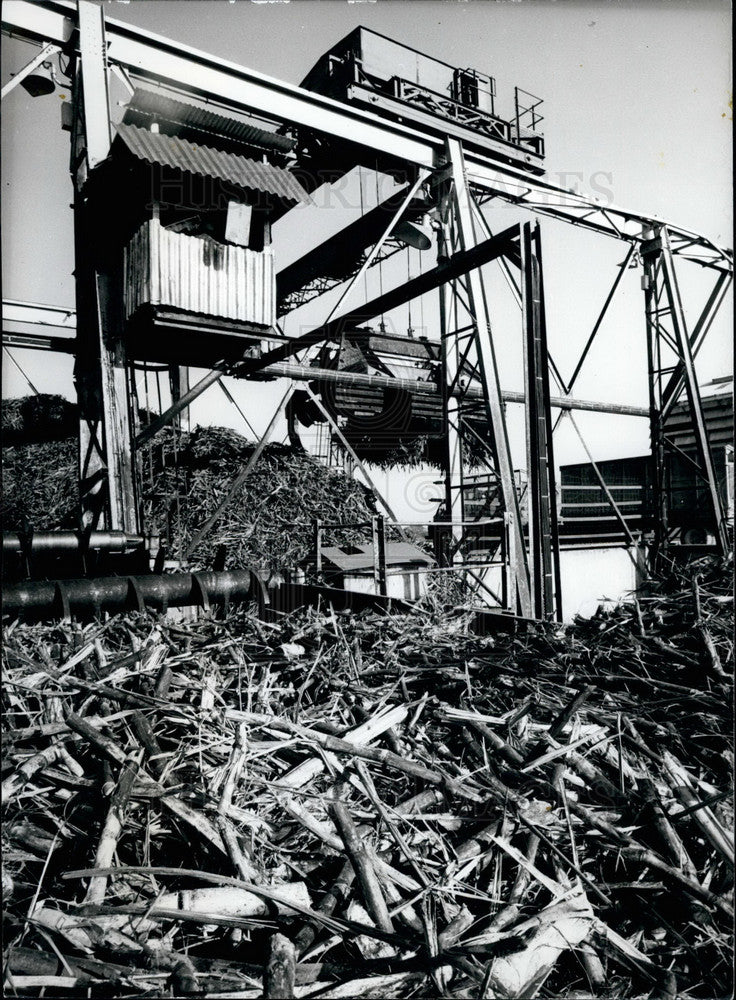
<box><xmin>143</xmin><ymin>426</ymin><xmax>388</xmax><ymax>575</ymax></box>
<box><xmin>0</xmin><ymin>406</ymin><xmax>386</xmax><ymax>574</ymax></box>
<box><xmin>2</xmin><ymin>556</ymin><xmax>733</xmax><ymax>998</ymax></box>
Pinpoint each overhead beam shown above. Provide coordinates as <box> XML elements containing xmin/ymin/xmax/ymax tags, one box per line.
<box><xmin>2</xmin><ymin>0</ymin><xmax>433</xmax><ymax>166</ymax></box>
<box><xmin>2</xmin><ymin>331</ymin><xmax>75</xmax><ymax>353</ymax></box>
<box><xmin>3</xmin><ymin>300</ymin><xmax>77</xmax><ymax>329</ymax></box>
<box><xmin>2</xmin><ymin>0</ymin><xmax>731</xmax><ymax>271</ymax></box>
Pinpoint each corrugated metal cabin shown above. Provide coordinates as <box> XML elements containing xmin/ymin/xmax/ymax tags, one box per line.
<box><xmin>103</xmin><ymin>89</ymin><xmax>310</xmax><ymax>366</ymax></box>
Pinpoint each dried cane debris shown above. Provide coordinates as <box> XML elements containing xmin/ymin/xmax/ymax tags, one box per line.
<box><xmin>2</xmin><ymin>556</ymin><xmax>733</xmax><ymax>998</ymax></box>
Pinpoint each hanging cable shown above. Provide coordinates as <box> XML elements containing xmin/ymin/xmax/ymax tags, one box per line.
<box><xmin>3</xmin><ymin>347</ymin><xmax>39</xmax><ymax>395</ymax></box>
<box><xmin>358</xmin><ymin>166</ymin><xmax>370</xmax><ymax>307</ymax></box>
<box><xmin>375</xmin><ymin>161</ymin><xmax>385</xmax><ymax>332</ymax></box>
<box><xmin>419</xmin><ymin>247</ymin><xmax>425</xmax><ymax>338</ymax></box>
<box><xmin>218</xmin><ymin>380</ymin><xmax>259</xmax><ymax>440</ymax></box>
<box><xmin>407</xmin><ymin>248</ymin><xmax>413</xmax><ymax>337</ymax></box>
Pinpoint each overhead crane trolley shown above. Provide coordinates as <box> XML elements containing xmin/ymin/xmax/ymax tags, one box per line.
<box><xmin>300</xmin><ymin>27</ymin><xmax>545</xmax><ymax>173</ymax></box>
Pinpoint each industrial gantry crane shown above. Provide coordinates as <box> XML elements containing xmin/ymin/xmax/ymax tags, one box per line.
<box><xmin>2</xmin><ymin>0</ymin><xmax>732</xmax><ymax>621</ymax></box>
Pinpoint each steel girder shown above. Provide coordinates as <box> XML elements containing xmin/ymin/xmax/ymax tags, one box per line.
<box><xmin>71</xmin><ymin>3</ymin><xmax>138</xmax><ymax>533</ymax></box>
<box><xmin>521</xmin><ymin>222</ymin><xmax>561</xmax><ymax>620</ymax></box>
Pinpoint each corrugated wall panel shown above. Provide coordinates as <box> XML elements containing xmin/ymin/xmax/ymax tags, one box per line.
<box><xmin>665</xmin><ymin>393</ymin><xmax>734</xmax><ymax>450</ymax></box>
<box><xmin>125</xmin><ymin>221</ymin><xmax>274</xmax><ymax>327</ymax></box>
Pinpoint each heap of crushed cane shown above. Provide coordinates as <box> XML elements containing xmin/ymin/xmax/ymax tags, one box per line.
<box><xmin>2</xmin><ymin>555</ymin><xmax>733</xmax><ymax>998</ymax></box>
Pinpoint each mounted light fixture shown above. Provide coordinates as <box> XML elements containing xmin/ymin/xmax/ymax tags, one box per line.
<box><xmin>391</xmin><ymin>212</ymin><xmax>433</xmax><ymax>251</ymax></box>
<box><xmin>20</xmin><ymin>60</ymin><xmax>57</xmax><ymax>97</ymax></box>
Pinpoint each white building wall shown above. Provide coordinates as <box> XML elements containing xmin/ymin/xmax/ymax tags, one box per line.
<box><xmin>559</xmin><ymin>545</ymin><xmax>646</xmax><ymax>621</ymax></box>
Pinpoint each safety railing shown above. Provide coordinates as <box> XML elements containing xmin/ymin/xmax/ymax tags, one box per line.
<box><xmin>513</xmin><ymin>87</ymin><xmax>545</xmax><ymax>155</ymax></box>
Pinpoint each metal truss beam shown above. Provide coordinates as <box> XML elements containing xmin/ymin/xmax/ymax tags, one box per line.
<box><xmin>660</xmin><ymin>270</ymin><xmax>733</xmax><ymax>421</ymax></box>
<box><xmin>3</xmin><ymin>0</ymin><xmax>730</xmax><ymax>581</ymax></box>
<box><xmin>2</xmin><ymin>0</ymin><xmax>731</xmax><ymax>273</ymax></box>
<box><xmin>462</xmin><ymin>161</ymin><xmax>732</xmax><ymax>273</ymax></box>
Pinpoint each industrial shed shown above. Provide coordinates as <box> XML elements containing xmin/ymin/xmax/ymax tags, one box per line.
<box><xmin>319</xmin><ymin>540</ymin><xmax>435</xmax><ymax>600</ymax></box>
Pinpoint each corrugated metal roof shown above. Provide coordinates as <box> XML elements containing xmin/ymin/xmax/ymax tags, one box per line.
<box><xmin>124</xmin><ymin>87</ymin><xmax>296</xmax><ymax>156</ymax></box>
<box><xmin>700</xmin><ymin>376</ymin><xmax>734</xmax><ymax>398</ymax></box>
<box><xmin>666</xmin><ymin>383</ymin><xmax>733</xmax><ymax>450</ymax></box>
<box><xmin>320</xmin><ymin>542</ymin><xmax>435</xmax><ymax>573</ymax></box>
<box><xmin>115</xmin><ymin>124</ymin><xmax>310</xmax><ymax>206</ymax></box>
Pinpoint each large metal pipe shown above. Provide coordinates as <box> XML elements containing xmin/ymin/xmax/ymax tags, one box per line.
<box><xmin>264</xmin><ymin>361</ymin><xmax>650</xmax><ymax>418</ymax></box>
<box><xmin>3</xmin><ymin>569</ymin><xmax>262</xmax><ymax>619</ymax></box>
<box><xmin>0</xmin><ymin>324</ymin><xmax>647</xmax><ymax>418</ymax></box>
<box><xmin>3</xmin><ymin>530</ymin><xmax>145</xmax><ymax>555</ymax></box>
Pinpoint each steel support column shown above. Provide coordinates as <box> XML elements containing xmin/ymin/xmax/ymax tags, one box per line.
<box><xmin>72</xmin><ymin>2</ymin><xmax>138</xmax><ymax>532</ymax></box>
<box><xmin>438</xmin><ymin>190</ymin><xmax>464</xmax><ymax>564</ymax></box>
<box><xmin>521</xmin><ymin>222</ymin><xmax>561</xmax><ymax>619</ymax></box>
<box><xmin>642</xmin><ymin>225</ymin><xmax>728</xmax><ymax>557</ymax></box>
<box><xmin>440</xmin><ymin>138</ymin><xmax>532</xmax><ymax>616</ymax></box>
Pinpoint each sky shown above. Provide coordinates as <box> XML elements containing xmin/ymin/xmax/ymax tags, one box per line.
<box><xmin>1</xmin><ymin>0</ymin><xmax>732</xmax><ymax>521</ymax></box>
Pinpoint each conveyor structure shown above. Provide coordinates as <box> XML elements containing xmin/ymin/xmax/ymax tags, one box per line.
<box><xmin>1</xmin><ymin>0</ymin><xmax>732</xmax><ymax>621</ymax></box>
